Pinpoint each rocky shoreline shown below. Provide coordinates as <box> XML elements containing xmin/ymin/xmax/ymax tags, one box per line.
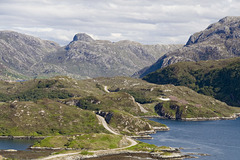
<box><xmin>81</xmin><ymin>150</ymin><xmax>191</xmax><ymax>160</ymax></box>
<box><xmin>130</xmin><ymin>126</ymin><xmax>170</xmax><ymax>139</ymax></box>
<box><xmin>181</xmin><ymin>113</ymin><xmax>240</xmax><ymax>121</ymax></box>
<box><xmin>144</xmin><ymin>113</ymin><xmax>240</xmax><ymax>121</ymax></box>
<box><xmin>29</xmin><ymin>146</ymin><xmax>77</xmax><ymax>150</ymax></box>
<box><xmin>2</xmin><ymin>114</ymin><xmax>239</xmax><ymax>159</ymax></box>
<box><xmin>40</xmin><ymin>150</ymin><xmax>194</xmax><ymax>160</ymax></box>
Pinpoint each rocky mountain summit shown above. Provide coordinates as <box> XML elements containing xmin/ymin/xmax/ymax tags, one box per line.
<box><xmin>0</xmin><ymin>31</ymin><xmax>182</xmax><ymax>80</ymax></box>
<box><xmin>136</xmin><ymin>16</ymin><xmax>240</xmax><ymax>78</ymax></box>
<box><xmin>73</xmin><ymin>33</ymin><xmax>95</xmax><ymax>42</ymax></box>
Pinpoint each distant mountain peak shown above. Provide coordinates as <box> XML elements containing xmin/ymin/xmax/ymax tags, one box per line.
<box><xmin>73</xmin><ymin>33</ymin><xmax>94</xmax><ymax>42</ymax></box>
<box><xmin>219</xmin><ymin>16</ymin><xmax>240</xmax><ymax>23</ymax></box>
<box><xmin>135</xmin><ymin>16</ymin><xmax>240</xmax><ymax>78</ymax></box>
<box><xmin>186</xmin><ymin>16</ymin><xmax>240</xmax><ymax>45</ymax></box>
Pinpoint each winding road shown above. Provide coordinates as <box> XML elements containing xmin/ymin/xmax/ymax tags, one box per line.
<box><xmin>40</xmin><ymin>115</ymin><xmax>137</xmax><ymax>160</ymax></box>
<box><xmin>96</xmin><ymin>115</ymin><xmax>138</xmax><ymax>148</ymax></box>
<box><xmin>96</xmin><ymin>115</ymin><xmax>119</xmax><ymax>135</ymax></box>
<box><xmin>104</xmin><ymin>86</ymin><xmax>110</xmax><ymax>93</ymax></box>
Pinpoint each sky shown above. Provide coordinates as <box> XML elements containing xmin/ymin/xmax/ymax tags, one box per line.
<box><xmin>0</xmin><ymin>0</ymin><xmax>239</xmax><ymax>45</ymax></box>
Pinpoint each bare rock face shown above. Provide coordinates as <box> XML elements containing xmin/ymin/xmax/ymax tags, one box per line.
<box><xmin>136</xmin><ymin>16</ymin><xmax>240</xmax><ymax>78</ymax></box>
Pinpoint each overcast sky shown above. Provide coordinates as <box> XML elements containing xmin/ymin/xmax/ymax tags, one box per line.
<box><xmin>0</xmin><ymin>0</ymin><xmax>239</xmax><ymax>45</ymax></box>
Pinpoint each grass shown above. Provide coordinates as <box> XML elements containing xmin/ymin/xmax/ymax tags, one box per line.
<box><xmin>143</xmin><ymin>57</ymin><xmax>240</xmax><ymax>107</ymax></box>
<box><xmin>34</xmin><ymin>136</ymin><xmax>68</xmax><ymax>148</ymax></box>
<box><xmin>0</xmin><ymin>77</ymin><xmax>167</xmax><ymax>136</ymax></box>
<box><xmin>144</xmin><ymin>119</ymin><xmax>167</xmax><ymax>127</ymax></box>
<box><xmin>33</xmin><ymin>133</ymin><xmax>125</xmax><ymax>150</ymax></box>
<box><xmin>0</xmin><ymin>99</ymin><xmax>106</xmax><ymax>136</ymax></box>
<box><xmin>94</xmin><ymin>77</ymin><xmax>237</xmax><ymax>119</ymax></box>
<box><xmin>127</xmin><ymin>141</ymin><xmax>171</xmax><ymax>152</ymax></box>
<box><xmin>0</xmin><ymin>75</ymin><xmax>237</xmax><ymax>136</ymax></box>
<box><xmin>108</xmin><ymin>110</ymin><xmax>152</xmax><ymax>135</ymax></box>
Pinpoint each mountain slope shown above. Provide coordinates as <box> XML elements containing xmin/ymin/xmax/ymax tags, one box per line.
<box><xmin>0</xmin><ymin>31</ymin><xmax>60</xmax><ymax>78</ymax></box>
<box><xmin>0</xmin><ymin>99</ymin><xmax>106</xmax><ymax>136</ymax></box>
<box><xmin>143</xmin><ymin>57</ymin><xmax>240</xmax><ymax>107</ymax></box>
<box><xmin>89</xmin><ymin>77</ymin><xmax>239</xmax><ymax>120</ymax></box>
<box><xmin>0</xmin><ymin>62</ymin><xmax>29</xmax><ymax>81</ymax></box>
<box><xmin>43</xmin><ymin>33</ymin><xmax>182</xmax><ymax>78</ymax></box>
<box><xmin>0</xmin><ymin>77</ymin><xmax>161</xmax><ymax>136</ymax></box>
<box><xmin>0</xmin><ymin>31</ymin><xmax>182</xmax><ymax>80</ymax></box>
<box><xmin>136</xmin><ymin>16</ymin><xmax>240</xmax><ymax>78</ymax></box>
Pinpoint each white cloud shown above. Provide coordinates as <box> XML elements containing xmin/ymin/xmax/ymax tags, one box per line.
<box><xmin>111</xmin><ymin>33</ymin><xmax>122</xmax><ymax>38</ymax></box>
<box><xmin>14</xmin><ymin>27</ymin><xmax>54</xmax><ymax>32</ymax></box>
<box><xmin>0</xmin><ymin>0</ymin><xmax>238</xmax><ymax>45</ymax></box>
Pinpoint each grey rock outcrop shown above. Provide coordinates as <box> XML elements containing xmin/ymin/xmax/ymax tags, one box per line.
<box><xmin>136</xmin><ymin>16</ymin><xmax>240</xmax><ymax>78</ymax></box>
<box><xmin>154</xmin><ymin>103</ymin><xmax>182</xmax><ymax>120</ymax></box>
<box><xmin>96</xmin><ymin>111</ymin><xmax>113</xmax><ymax>124</ymax></box>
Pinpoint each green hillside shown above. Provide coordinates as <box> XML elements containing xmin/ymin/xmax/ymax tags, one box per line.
<box><xmin>0</xmin><ymin>77</ymin><xmax>159</xmax><ymax>136</ymax></box>
<box><xmin>0</xmin><ymin>76</ymin><xmax>239</xmax><ymax>137</ymax></box>
<box><xmin>91</xmin><ymin>77</ymin><xmax>239</xmax><ymax>119</ymax></box>
<box><xmin>0</xmin><ymin>100</ymin><xmax>106</xmax><ymax>136</ymax></box>
<box><xmin>143</xmin><ymin>57</ymin><xmax>240</xmax><ymax>107</ymax></box>
<box><xmin>33</xmin><ymin>133</ymin><xmax>127</xmax><ymax>150</ymax></box>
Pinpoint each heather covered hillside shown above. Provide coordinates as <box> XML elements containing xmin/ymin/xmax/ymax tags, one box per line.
<box><xmin>143</xmin><ymin>58</ymin><xmax>240</xmax><ymax>107</ymax></box>
<box><xmin>0</xmin><ymin>76</ymin><xmax>238</xmax><ymax>137</ymax></box>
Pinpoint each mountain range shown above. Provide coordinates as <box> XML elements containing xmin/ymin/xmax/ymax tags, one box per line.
<box><xmin>2</xmin><ymin>16</ymin><xmax>240</xmax><ymax>81</ymax></box>
<box><xmin>135</xmin><ymin>16</ymin><xmax>240</xmax><ymax>78</ymax></box>
<box><xmin>1</xmin><ymin>17</ymin><xmax>240</xmax><ymax>159</ymax></box>
<box><xmin>0</xmin><ymin>31</ymin><xmax>182</xmax><ymax>80</ymax></box>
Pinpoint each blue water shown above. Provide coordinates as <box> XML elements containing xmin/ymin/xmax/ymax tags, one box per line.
<box><xmin>140</xmin><ymin>118</ymin><xmax>240</xmax><ymax>160</ymax></box>
<box><xmin>0</xmin><ymin>139</ymin><xmax>37</xmax><ymax>150</ymax></box>
<box><xmin>0</xmin><ymin>119</ymin><xmax>239</xmax><ymax>159</ymax></box>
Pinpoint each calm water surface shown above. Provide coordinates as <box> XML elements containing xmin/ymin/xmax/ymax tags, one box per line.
<box><xmin>0</xmin><ymin>139</ymin><xmax>37</xmax><ymax>150</ymax></box>
<box><xmin>141</xmin><ymin>118</ymin><xmax>240</xmax><ymax>160</ymax></box>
